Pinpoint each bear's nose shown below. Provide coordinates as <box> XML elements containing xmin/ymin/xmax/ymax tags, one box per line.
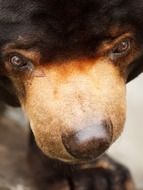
<box><xmin>62</xmin><ymin>121</ymin><xmax>112</xmax><ymax>161</ymax></box>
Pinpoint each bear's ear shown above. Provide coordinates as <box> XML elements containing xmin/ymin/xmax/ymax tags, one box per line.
<box><xmin>0</xmin><ymin>76</ymin><xmax>20</xmax><ymax>106</ymax></box>
<box><xmin>127</xmin><ymin>55</ymin><xmax>143</xmax><ymax>83</ymax></box>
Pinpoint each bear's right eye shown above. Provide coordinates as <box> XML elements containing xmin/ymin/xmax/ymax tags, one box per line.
<box><xmin>5</xmin><ymin>53</ymin><xmax>34</xmax><ymax>72</ymax></box>
<box><xmin>10</xmin><ymin>54</ymin><xmax>30</xmax><ymax>70</ymax></box>
<box><xmin>10</xmin><ymin>55</ymin><xmax>27</xmax><ymax>67</ymax></box>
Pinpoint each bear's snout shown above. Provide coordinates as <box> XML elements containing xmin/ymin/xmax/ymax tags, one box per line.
<box><xmin>62</xmin><ymin>120</ymin><xmax>112</xmax><ymax>161</ymax></box>
<box><xmin>21</xmin><ymin>61</ymin><xmax>126</xmax><ymax>162</ymax></box>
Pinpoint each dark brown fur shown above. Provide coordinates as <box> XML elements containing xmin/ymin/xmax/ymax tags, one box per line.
<box><xmin>0</xmin><ymin>0</ymin><xmax>143</xmax><ymax>189</ymax></box>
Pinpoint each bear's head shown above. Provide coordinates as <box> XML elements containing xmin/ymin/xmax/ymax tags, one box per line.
<box><xmin>0</xmin><ymin>0</ymin><xmax>143</xmax><ymax>163</ymax></box>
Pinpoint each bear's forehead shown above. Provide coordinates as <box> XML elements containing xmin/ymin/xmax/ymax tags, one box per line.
<box><xmin>0</xmin><ymin>0</ymin><xmax>142</xmax><ymax>60</ymax></box>
<box><xmin>0</xmin><ymin>0</ymin><xmax>130</xmax><ymax>26</ymax></box>
<box><xmin>0</xmin><ymin>0</ymin><xmax>141</xmax><ymax>24</ymax></box>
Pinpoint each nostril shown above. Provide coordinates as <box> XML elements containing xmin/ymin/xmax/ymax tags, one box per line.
<box><xmin>62</xmin><ymin>121</ymin><xmax>112</xmax><ymax>160</ymax></box>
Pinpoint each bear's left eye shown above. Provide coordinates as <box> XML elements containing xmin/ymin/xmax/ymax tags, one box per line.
<box><xmin>111</xmin><ymin>38</ymin><xmax>131</xmax><ymax>58</ymax></box>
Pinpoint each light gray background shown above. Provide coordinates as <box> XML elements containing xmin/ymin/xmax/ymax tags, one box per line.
<box><xmin>109</xmin><ymin>74</ymin><xmax>143</xmax><ymax>189</ymax></box>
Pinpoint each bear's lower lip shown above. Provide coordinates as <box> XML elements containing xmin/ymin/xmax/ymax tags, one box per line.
<box><xmin>56</xmin><ymin>148</ymin><xmax>107</xmax><ymax>164</ymax></box>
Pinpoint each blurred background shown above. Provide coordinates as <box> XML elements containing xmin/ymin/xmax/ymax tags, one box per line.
<box><xmin>109</xmin><ymin>74</ymin><xmax>143</xmax><ymax>190</ymax></box>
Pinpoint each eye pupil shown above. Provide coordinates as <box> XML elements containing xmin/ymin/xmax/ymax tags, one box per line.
<box><xmin>118</xmin><ymin>41</ymin><xmax>128</xmax><ymax>52</ymax></box>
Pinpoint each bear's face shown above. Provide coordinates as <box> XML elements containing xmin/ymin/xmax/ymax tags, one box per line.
<box><xmin>0</xmin><ymin>0</ymin><xmax>143</xmax><ymax>163</ymax></box>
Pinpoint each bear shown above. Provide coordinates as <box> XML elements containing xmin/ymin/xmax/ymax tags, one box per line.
<box><xmin>0</xmin><ymin>0</ymin><xmax>143</xmax><ymax>189</ymax></box>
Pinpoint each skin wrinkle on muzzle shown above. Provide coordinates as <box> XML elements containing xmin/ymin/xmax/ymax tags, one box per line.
<box><xmin>20</xmin><ymin>59</ymin><xmax>126</xmax><ymax>162</ymax></box>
